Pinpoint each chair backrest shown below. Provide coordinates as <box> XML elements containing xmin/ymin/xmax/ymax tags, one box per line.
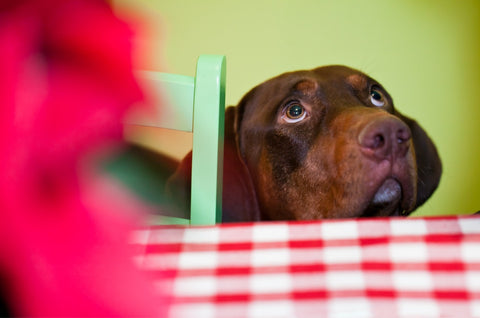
<box><xmin>126</xmin><ymin>55</ymin><xmax>226</xmax><ymax>225</ymax></box>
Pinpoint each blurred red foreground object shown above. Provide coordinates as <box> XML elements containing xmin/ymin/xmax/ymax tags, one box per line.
<box><xmin>0</xmin><ymin>0</ymin><xmax>163</xmax><ymax>316</ymax></box>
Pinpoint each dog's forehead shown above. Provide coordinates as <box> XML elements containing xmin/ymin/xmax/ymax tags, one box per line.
<box><xmin>265</xmin><ymin>65</ymin><xmax>371</xmax><ymax>94</ymax></box>
<box><xmin>239</xmin><ymin>65</ymin><xmax>381</xmax><ymax>125</ymax></box>
<box><xmin>312</xmin><ymin>65</ymin><xmax>366</xmax><ymax>77</ymax></box>
<box><xmin>316</xmin><ymin>65</ymin><xmax>371</xmax><ymax>86</ymax></box>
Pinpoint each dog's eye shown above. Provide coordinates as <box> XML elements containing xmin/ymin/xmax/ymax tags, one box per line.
<box><xmin>283</xmin><ymin>102</ymin><xmax>307</xmax><ymax>123</ymax></box>
<box><xmin>370</xmin><ymin>87</ymin><xmax>386</xmax><ymax>107</ymax></box>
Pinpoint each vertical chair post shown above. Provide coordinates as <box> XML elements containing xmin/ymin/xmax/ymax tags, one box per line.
<box><xmin>190</xmin><ymin>55</ymin><xmax>226</xmax><ymax>225</ymax></box>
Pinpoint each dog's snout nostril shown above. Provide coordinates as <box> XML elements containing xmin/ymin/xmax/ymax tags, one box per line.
<box><xmin>396</xmin><ymin>128</ymin><xmax>411</xmax><ymax>144</ymax></box>
<box><xmin>373</xmin><ymin>134</ymin><xmax>385</xmax><ymax>149</ymax></box>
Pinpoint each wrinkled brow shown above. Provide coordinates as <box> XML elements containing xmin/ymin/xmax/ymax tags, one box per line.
<box><xmin>346</xmin><ymin>74</ymin><xmax>368</xmax><ymax>91</ymax></box>
<box><xmin>292</xmin><ymin>79</ymin><xmax>318</xmax><ymax>95</ymax></box>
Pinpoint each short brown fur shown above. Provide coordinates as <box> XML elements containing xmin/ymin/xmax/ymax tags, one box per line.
<box><xmin>167</xmin><ymin>65</ymin><xmax>442</xmax><ymax>222</ymax></box>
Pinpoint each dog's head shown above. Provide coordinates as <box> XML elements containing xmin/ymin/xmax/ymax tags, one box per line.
<box><xmin>227</xmin><ymin>65</ymin><xmax>442</xmax><ymax>220</ymax></box>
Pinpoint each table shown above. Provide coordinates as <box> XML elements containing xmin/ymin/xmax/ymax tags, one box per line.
<box><xmin>131</xmin><ymin>216</ymin><xmax>480</xmax><ymax>317</ymax></box>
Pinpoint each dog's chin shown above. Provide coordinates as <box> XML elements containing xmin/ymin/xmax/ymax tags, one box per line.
<box><xmin>362</xmin><ymin>178</ymin><xmax>406</xmax><ymax>217</ymax></box>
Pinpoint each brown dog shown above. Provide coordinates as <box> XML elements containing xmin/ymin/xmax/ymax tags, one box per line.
<box><xmin>168</xmin><ymin>65</ymin><xmax>442</xmax><ymax>222</ymax></box>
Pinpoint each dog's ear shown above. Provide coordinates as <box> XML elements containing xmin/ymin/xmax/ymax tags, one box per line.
<box><xmin>222</xmin><ymin>106</ymin><xmax>262</xmax><ymax>222</ymax></box>
<box><xmin>395</xmin><ymin>110</ymin><xmax>442</xmax><ymax>208</ymax></box>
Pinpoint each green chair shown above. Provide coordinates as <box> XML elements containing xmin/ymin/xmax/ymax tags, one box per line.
<box><xmin>120</xmin><ymin>55</ymin><xmax>226</xmax><ymax>225</ymax></box>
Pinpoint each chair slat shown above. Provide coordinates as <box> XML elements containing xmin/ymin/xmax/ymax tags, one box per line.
<box><xmin>190</xmin><ymin>55</ymin><xmax>226</xmax><ymax>225</ymax></box>
<box><xmin>132</xmin><ymin>72</ymin><xmax>194</xmax><ymax>132</ymax></box>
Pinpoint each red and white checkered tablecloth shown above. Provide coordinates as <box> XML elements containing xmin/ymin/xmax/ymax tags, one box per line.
<box><xmin>131</xmin><ymin>216</ymin><xmax>480</xmax><ymax>318</ymax></box>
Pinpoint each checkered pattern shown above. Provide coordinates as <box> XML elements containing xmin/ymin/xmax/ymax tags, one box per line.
<box><xmin>131</xmin><ymin>216</ymin><xmax>480</xmax><ymax>317</ymax></box>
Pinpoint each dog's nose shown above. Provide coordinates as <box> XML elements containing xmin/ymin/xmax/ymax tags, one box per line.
<box><xmin>358</xmin><ymin>117</ymin><xmax>411</xmax><ymax>161</ymax></box>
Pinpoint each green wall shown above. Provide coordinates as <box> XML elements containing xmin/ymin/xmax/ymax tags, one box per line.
<box><xmin>115</xmin><ymin>0</ymin><xmax>480</xmax><ymax>217</ymax></box>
